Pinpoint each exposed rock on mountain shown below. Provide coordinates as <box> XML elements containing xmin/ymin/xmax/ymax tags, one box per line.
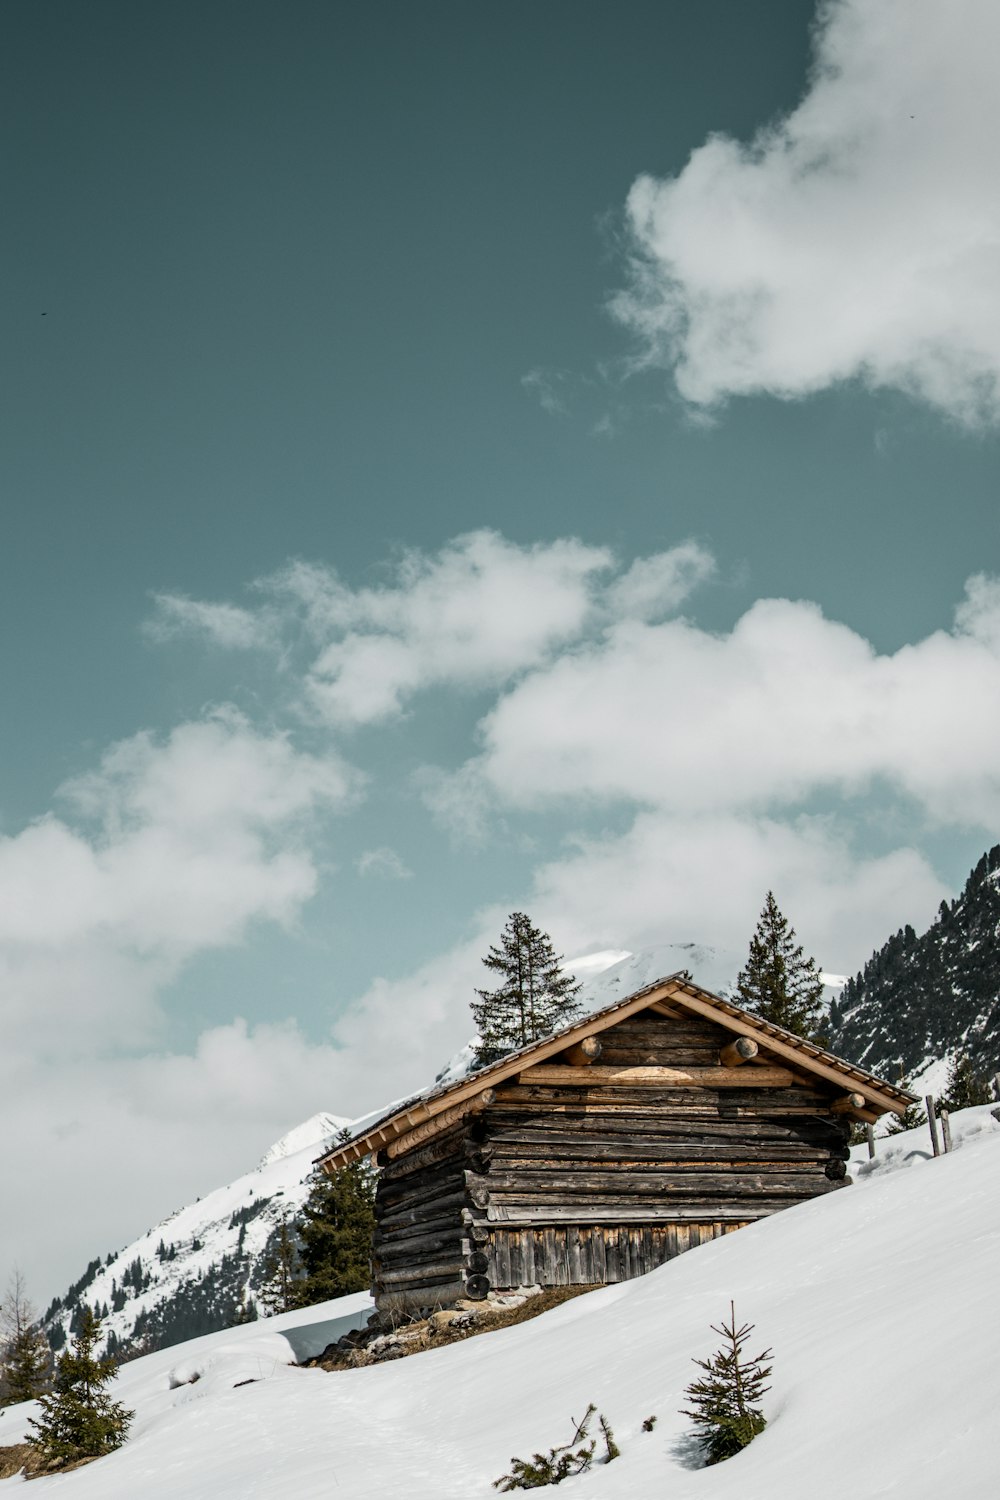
<box><xmin>828</xmin><ymin>845</ymin><xmax>1000</xmax><ymax>1087</ymax></box>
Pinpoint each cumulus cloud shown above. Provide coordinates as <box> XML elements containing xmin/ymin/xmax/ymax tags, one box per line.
<box><xmin>0</xmin><ymin>709</ymin><xmax>356</xmax><ymax>1051</ymax></box>
<box><xmin>530</xmin><ymin>811</ymin><xmax>945</xmax><ymax>979</ymax></box>
<box><xmin>612</xmin><ymin>0</ymin><xmax>1000</xmax><ymax>424</ymax></box>
<box><xmin>435</xmin><ymin>576</ymin><xmax>1000</xmax><ymax>830</ymax></box>
<box><xmin>144</xmin><ymin>533</ymin><xmax>716</xmax><ymax>728</ymax></box>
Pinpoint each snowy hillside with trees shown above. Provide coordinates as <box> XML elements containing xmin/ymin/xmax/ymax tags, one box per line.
<box><xmin>829</xmin><ymin>842</ymin><xmax>1000</xmax><ymax>1088</ymax></box>
<box><xmin>4</xmin><ymin>1104</ymin><xmax>997</xmax><ymax>1497</ymax></box>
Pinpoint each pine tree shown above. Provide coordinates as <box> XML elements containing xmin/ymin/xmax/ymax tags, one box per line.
<box><xmin>734</xmin><ymin>892</ymin><xmax>826</xmax><ymax>1041</ymax></box>
<box><xmin>939</xmin><ymin>1051</ymin><xmax>992</xmax><ymax>1111</ymax></box>
<box><xmin>0</xmin><ymin>1269</ymin><xmax>50</xmax><ymax>1405</ymax></box>
<box><xmin>258</xmin><ymin>1217</ymin><xmax>303</xmax><ymax>1316</ymax></box>
<box><xmin>681</xmin><ymin>1303</ymin><xmax>772</xmax><ymax>1466</ymax></box>
<box><xmin>293</xmin><ymin>1138</ymin><xmax>377</xmax><ymax>1308</ymax></box>
<box><xmin>472</xmin><ymin>912</ymin><xmax>582</xmax><ymax>1066</ymax></box>
<box><xmin>26</xmin><ymin>1306</ymin><xmax>132</xmax><ymax>1469</ymax></box>
<box><xmin>884</xmin><ymin>1069</ymin><xmax>927</xmax><ymax>1136</ymax></box>
<box><xmin>885</xmin><ymin>1097</ymin><xmax>928</xmax><ymax>1135</ymax></box>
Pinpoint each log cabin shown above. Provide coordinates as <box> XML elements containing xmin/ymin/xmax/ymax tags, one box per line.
<box><xmin>317</xmin><ymin>972</ymin><xmax>914</xmax><ymax>1313</ymax></box>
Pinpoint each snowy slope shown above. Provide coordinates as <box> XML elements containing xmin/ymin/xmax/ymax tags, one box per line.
<box><xmin>7</xmin><ymin>1105</ymin><xmax>998</xmax><ymax>1498</ymax></box>
<box><xmin>43</xmin><ymin>1112</ymin><xmax>351</xmax><ymax>1356</ymax></box>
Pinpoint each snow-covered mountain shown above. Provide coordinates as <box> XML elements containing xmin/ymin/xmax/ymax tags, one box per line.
<box><xmin>42</xmin><ymin>1112</ymin><xmax>350</xmax><ymax>1358</ymax></box>
<box><xmin>7</xmin><ymin>1104</ymin><xmax>999</xmax><ymax>1498</ymax></box>
<box><xmin>828</xmin><ymin>843</ymin><xmax>1000</xmax><ymax>1090</ymax></box>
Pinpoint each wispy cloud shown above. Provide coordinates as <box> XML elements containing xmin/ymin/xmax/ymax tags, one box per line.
<box><xmin>612</xmin><ymin>0</ymin><xmax>1000</xmax><ymax>425</ymax></box>
<box><xmin>145</xmin><ymin>595</ymin><xmax>272</xmax><ymax>649</ymax></box>
<box><xmin>521</xmin><ymin>367</ymin><xmax>573</xmax><ymax>416</ymax></box>
<box><xmin>357</xmin><ymin>846</ymin><xmax>413</xmax><ymax>880</ymax></box>
<box><xmin>144</xmin><ymin>532</ymin><xmax>716</xmax><ymax>729</ymax></box>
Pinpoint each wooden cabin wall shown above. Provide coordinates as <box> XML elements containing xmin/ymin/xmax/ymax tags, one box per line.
<box><xmin>371</xmin><ymin>1010</ymin><xmax>852</xmax><ymax>1310</ymax></box>
<box><xmin>371</xmin><ymin>1121</ymin><xmax>484</xmax><ymax>1310</ymax></box>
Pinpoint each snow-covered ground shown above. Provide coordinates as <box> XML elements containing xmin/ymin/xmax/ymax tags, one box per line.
<box><xmin>4</xmin><ymin>1104</ymin><xmax>997</xmax><ymax>1498</ymax></box>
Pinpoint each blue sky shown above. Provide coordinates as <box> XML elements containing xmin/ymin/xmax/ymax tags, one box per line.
<box><xmin>3</xmin><ymin>0</ymin><xmax>1000</xmax><ymax>1298</ymax></box>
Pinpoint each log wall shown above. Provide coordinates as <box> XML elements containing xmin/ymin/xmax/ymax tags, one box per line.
<box><xmin>371</xmin><ymin>1012</ymin><xmax>852</xmax><ymax>1311</ymax></box>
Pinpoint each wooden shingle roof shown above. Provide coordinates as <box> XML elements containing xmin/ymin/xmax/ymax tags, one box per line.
<box><xmin>317</xmin><ymin>971</ymin><xmax>915</xmax><ymax>1171</ymax></box>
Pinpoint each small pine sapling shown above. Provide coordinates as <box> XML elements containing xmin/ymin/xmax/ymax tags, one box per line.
<box><xmin>493</xmin><ymin>1403</ymin><xmax>619</xmax><ymax>1490</ymax></box>
<box><xmin>682</xmin><ymin>1302</ymin><xmax>772</xmax><ymax>1466</ymax></box>
<box><xmin>642</xmin><ymin>1415</ymin><xmax>657</xmax><ymax>1432</ymax></box>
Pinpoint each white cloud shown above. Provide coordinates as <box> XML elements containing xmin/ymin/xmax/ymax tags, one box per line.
<box><xmin>0</xmin><ymin>709</ymin><xmax>365</xmax><ymax>1295</ymax></box>
<box><xmin>0</xmin><ymin>710</ymin><xmax>357</xmax><ymax>1052</ymax></box>
<box><xmin>144</xmin><ymin>534</ymin><xmax>717</xmax><ymax>729</ymax></box>
<box><xmin>605</xmin><ymin>541</ymin><xmax>715</xmax><ymax>622</ymax></box>
<box><xmin>295</xmin><ymin>532</ymin><xmax>612</xmax><ymax>725</ymax></box>
<box><xmin>145</xmin><ymin>594</ymin><xmax>269</xmax><ymax>649</ymax></box>
<box><xmin>357</xmin><ymin>846</ymin><xmax>413</xmax><ymax>880</ymax></box>
<box><xmin>612</xmin><ymin>0</ymin><xmax>1000</xmax><ymax>424</ymax></box>
<box><xmin>0</xmin><ymin>1018</ymin><xmax>364</xmax><ymax>1300</ymax></box>
<box><xmin>530</xmin><ymin>811</ymin><xmax>945</xmax><ymax>979</ymax></box>
<box><xmin>441</xmin><ymin>576</ymin><xmax>1000</xmax><ymax>831</ymax></box>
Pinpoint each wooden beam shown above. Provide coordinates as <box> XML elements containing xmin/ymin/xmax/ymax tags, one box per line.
<box><xmin>517</xmin><ymin>1064</ymin><xmax>795</xmax><ymax>1088</ymax></box>
<box><xmin>561</xmin><ymin>1036</ymin><xmax>602</xmax><ymax>1066</ymax></box>
<box><xmin>384</xmin><ymin>1093</ymin><xmax>493</xmax><ymax>1159</ymax></box>
<box><xmin>660</xmin><ymin>986</ymin><xmax>903</xmax><ymax>1116</ymax></box>
<box><xmin>719</xmin><ymin>1036</ymin><xmax>758</xmax><ymax>1068</ymax></box>
<box><xmin>830</xmin><ymin>1092</ymin><xmax>867</xmax><ymax>1115</ymax></box>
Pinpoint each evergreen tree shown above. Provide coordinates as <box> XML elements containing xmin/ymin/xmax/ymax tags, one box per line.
<box><xmin>681</xmin><ymin>1303</ymin><xmax>772</xmax><ymax>1466</ymax></box>
<box><xmin>26</xmin><ymin>1306</ymin><xmax>132</xmax><ymax>1469</ymax></box>
<box><xmin>293</xmin><ymin>1138</ymin><xmax>377</xmax><ymax>1308</ymax></box>
<box><xmin>258</xmin><ymin>1217</ymin><xmax>303</xmax><ymax>1316</ymax></box>
<box><xmin>939</xmin><ymin>1051</ymin><xmax>992</xmax><ymax>1111</ymax></box>
<box><xmin>471</xmin><ymin>911</ymin><xmax>582</xmax><ymax>1066</ymax></box>
<box><xmin>884</xmin><ymin>1067</ymin><xmax>927</xmax><ymax>1136</ymax></box>
<box><xmin>884</xmin><ymin>1097</ymin><xmax>928</xmax><ymax>1136</ymax></box>
<box><xmin>0</xmin><ymin>1269</ymin><xmax>50</xmax><ymax>1405</ymax></box>
<box><xmin>734</xmin><ymin>892</ymin><xmax>826</xmax><ymax>1041</ymax></box>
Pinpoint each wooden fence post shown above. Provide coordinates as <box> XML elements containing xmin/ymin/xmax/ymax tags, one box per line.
<box><xmin>925</xmin><ymin>1096</ymin><xmax>940</xmax><ymax>1157</ymax></box>
<box><xmin>939</xmin><ymin>1107</ymin><xmax>953</xmax><ymax>1154</ymax></box>
<box><xmin>865</xmin><ymin>1123</ymin><xmax>875</xmax><ymax>1159</ymax></box>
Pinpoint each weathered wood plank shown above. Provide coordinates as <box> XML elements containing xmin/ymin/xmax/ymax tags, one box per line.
<box><xmin>376</xmin><ymin>1188</ymin><xmax>471</xmax><ymax>1229</ymax></box>
<box><xmin>519</xmin><ymin>1065</ymin><xmax>796</xmax><ymax>1088</ymax></box>
<box><xmin>482</xmin><ymin>1117</ymin><xmax>847</xmax><ymax>1148</ymax></box>
<box><xmin>377</xmin><ymin>1261</ymin><xmax>469</xmax><ymax>1285</ymax></box>
<box><xmin>490</xmin><ymin>1143</ymin><xmax>846</xmax><ymax>1167</ymax></box>
<box><xmin>374</xmin><ymin>1227</ymin><xmax>468</xmax><ymax>1260</ymax></box>
<box><xmin>484</xmin><ymin>1203</ymin><xmax>770</xmax><ymax>1224</ymax></box>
